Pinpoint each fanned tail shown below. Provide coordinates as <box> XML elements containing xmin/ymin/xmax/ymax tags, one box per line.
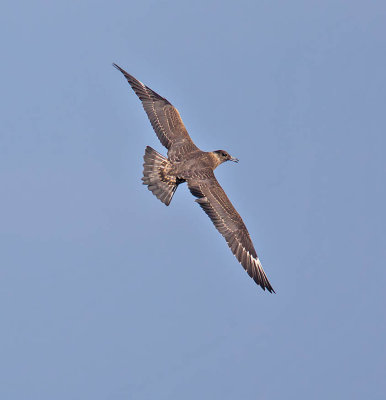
<box><xmin>142</xmin><ymin>146</ymin><xmax>180</xmax><ymax>206</ymax></box>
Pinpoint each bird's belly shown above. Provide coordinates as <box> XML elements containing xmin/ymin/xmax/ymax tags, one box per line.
<box><xmin>170</xmin><ymin>154</ymin><xmax>211</xmax><ymax>181</ymax></box>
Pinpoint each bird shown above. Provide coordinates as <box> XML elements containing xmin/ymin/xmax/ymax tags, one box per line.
<box><xmin>113</xmin><ymin>63</ymin><xmax>274</xmax><ymax>293</ymax></box>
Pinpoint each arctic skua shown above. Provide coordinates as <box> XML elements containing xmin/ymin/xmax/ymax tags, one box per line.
<box><xmin>113</xmin><ymin>63</ymin><xmax>274</xmax><ymax>293</ymax></box>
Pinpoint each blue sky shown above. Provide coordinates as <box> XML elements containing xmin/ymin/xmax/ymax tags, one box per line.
<box><xmin>1</xmin><ymin>1</ymin><xmax>385</xmax><ymax>399</ymax></box>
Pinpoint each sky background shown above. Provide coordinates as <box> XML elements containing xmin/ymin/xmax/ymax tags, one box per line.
<box><xmin>1</xmin><ymin>1</ymin><xmax>385</xmax><ymax>399</ymax></box>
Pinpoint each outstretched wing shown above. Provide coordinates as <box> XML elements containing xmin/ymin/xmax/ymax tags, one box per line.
<box><xmin>113</xmin><ymin>64</ymin><xmax>198</xmax><ymax>160</ymax></box>
<box><xmin>188</xmin><ymin>171</ymin><xmax>274</xmax><ymax>292</ymax></box>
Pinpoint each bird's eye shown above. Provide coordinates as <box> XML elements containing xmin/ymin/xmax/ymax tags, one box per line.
<box><xmin>222</xmin><ymin>152</ymin><xmax>227</xmax><ymax>157</ymax></box>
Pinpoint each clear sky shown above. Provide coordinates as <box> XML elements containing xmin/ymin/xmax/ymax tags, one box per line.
<box><xmin>1</xmin><ymin>1</ymin><xmax>385</xmax><ymax>399</ymax></box>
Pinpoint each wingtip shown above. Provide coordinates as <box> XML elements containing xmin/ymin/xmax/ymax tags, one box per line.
<box><xmin>262</xmin><ymin>278</ymin><xmax>275</xmax><ymax>294</ymax></box>
<box><xmin>258</xmin><ymin>280</ymin><xmax>275</xmax><ymax>294</ymax></box>
<box><xmin>262</xmin><ymin>276</ymin><xmax>275</xmax><ymax>294</ymax></box>
<box><xmin>266</xmin><ymin>285</ymin><xmax>276</xmax><ymax>294</ymax></box>
<box><xmin>252</xmin><ymin>258</ymin><xmax>275</xmax><ymax>293</ymax></box>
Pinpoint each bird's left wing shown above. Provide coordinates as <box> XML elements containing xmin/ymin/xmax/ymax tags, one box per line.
<box><xmin>113</xmin><ymin>64</ymin><xmax>198</xmax><ymax>160</ymax></box>
<box><xmin>188</xmin><ymin>172</ymin><xmax>274</xmax><ymax>292</ymax></box>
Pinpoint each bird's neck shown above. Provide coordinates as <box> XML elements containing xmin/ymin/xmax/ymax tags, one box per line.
<box><xmin>208</xmin><ymin>152</ymin><xmax>224</xmax><ymax>169</ymax></box>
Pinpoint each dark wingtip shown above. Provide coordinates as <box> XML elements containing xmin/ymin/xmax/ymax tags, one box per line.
<box><xmin>255</xmin><ymin>273</ymin><xmax>275</xmax><ymax>293</ymax></box>
<box><xmin>268</xmin><ymin>286</ymin><xmax>276</xmax><ymax>294</ymax></box>
<box><xmin>264</xmin><ymin>281</ymin><xmax>275</xmax><ymax>294</ymax></box>
<box><xmin>260</xmin><ymin>283</ymin><xmax>275</xmax><ymax>294</ymax></box>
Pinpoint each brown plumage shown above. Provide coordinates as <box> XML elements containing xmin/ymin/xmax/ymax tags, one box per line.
<box><xmin>113</xmin><ymin>63</ymin><xmax>274</xmax><ymax>293</ymax></box>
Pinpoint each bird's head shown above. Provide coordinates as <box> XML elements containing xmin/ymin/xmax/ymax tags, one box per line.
<box><xmin>213</xmin><ymin>150</ymin><xmax>239</xmax><ymax>165</ymax></box>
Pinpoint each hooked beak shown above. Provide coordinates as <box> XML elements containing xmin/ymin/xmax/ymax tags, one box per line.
<box><xmin>229</xmin><ymin>156</ymin><xmax>239</xmax><ymax>163</ymax></box>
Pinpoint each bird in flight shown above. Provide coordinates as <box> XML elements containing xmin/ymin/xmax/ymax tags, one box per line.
<box><xmin>113</xmin><ymin>64</ymin><xmax>274</xmax><ymax>293</ymax></box>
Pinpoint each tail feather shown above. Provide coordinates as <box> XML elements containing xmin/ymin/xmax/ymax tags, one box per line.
<box><xmin>142</xmin><ymin>146</ymin><xmax>179</xmax><ymax>206</ymax></box>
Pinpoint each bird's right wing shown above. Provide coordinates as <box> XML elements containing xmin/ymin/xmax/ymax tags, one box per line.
<box><xmin>188</xmin><ymin>172</ymin><xmax>274</xmax><ymax>292</ymax></box>
<box><xmin>113</xmin><ymin>64</ymin><xmax>198</xmax><ymax>160</ymax></box>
